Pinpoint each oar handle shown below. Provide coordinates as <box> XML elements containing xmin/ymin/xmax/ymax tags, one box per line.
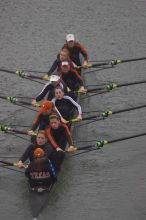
<box><xmin>70</xmin><ymin>118</ymin><xmax>82</xmax><ymax>122</ymax></box>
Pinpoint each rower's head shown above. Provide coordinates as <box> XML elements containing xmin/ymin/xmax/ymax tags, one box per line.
<box><xmin>59</xmin><ymin>48</ymin><xmax>70</xmax><ymax>61</ymax></box>
<box><xmin>61</xmin><ymin>60</ymin><xmax>70</xmax><ymax>73</ymax></box>
<box><xmin>36</xmin><ymin>130</ymin><xmax>48</xmax><ymax>146</ymax></box>
<box><xmin>66</xmin><ymin>34</ymin><xmax>75</xmax><ymax>48</ymax></box>
<box><xmin>40</xmin><ymin>100</ymin><xmax>54</xmax><ymax>115</ymax></box>
<box><xmin>54</xmin><ymin>86</ymin><xmax>64</xmax><ymax>99</ymax></box>
<box><xmin>34</xmin><ymin>147</ymin><xmax>45</xmax><ymax>157</ymax></box>
<box><xmin>49</xmin><ymin>114</ymin><xmax>61</xmax><ymax>129</ymax></box>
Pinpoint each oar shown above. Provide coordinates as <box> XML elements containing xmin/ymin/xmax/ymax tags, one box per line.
<box><xmin>0</xmin><ymin>68</ymin><xmax>45</xmax><ymax>80</ymax></box>
<box><xmin>86</xmin><ymin>57</ymin><xmax>146</xmax><ymax>68</ymax></box>
<box><xmin>70</xmin><ymin>104</ymin><xmax>146</xmax><ymax>126</ymax></box>
<box><xmin>9</xmin><ymin>133</ymin><xmax>30</xmax><ymax>142</ymax></box>
<box><xmin>0</xmin><ymin>156</ymin><xmax>20</xmax><ymax>159</ymax></box>
<box><xmin>0</xmin><ymin>165</ymin><xmax>25</xmax><ymax>174</ymax></box>
<box><xmin>78</xmin><ymin>65</ymin><xmax>114</xmax><ymax>74</ymax></box>
<box><xmin>0</xmin><ymin>95</ymin><xmax>40</xmax><ymax>107</ymax></box>
<box><xmin>2</xmin><ymin>124</ymin><xmax>31</xmax><ymax>128</ymax></box>
<box><xmin>22</xmin><ymin>69</ymin><xmax>47</xmax><ymax>73</ymax></box>
<box><xmin>0</xmin><ymin>160</ymin><xmax>27</xmax><ymax>173</ymax></box>
<box><xmin>0</xmin><ymin>124</ymin><xmax>34</xmax><ymax>136</ymax></box>
<box><xmin>77</xmin><ymin>132</ymin><xmax>146</xmax><ymax>151</ymax></box>
<box><xmin>0</xmin><ymin>160</ymin><xmax>27</xmax><ymax>168</ymax></box>
<box><xmin>0</xmin><ymin>68</ymin><xmax>46</xmax><ymax>85</ymax></box>
<box><xmin>70</xmin><ymin>132</ymin><xmax>146</xmax><ymax>157</ymax></box>
<box><xmin>0</xmin><ymin>160</ymin><xmax>19</xmax><ymax>167</ymax></box>
<box><xmin>81</xmin><ymin>104</ymin><xmax>146</xmax><ymax>121</ymax></box>
<box><xmin>85</xmin><ymin>79</ymin><xmax>146</xmax><ymax>94</ymax></box>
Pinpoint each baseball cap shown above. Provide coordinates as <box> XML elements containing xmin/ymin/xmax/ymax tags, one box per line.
<box><xmin>66</xmin><ymin>34</ymin><xmax>75</xmax><ymax>42</ymax></box>
<box><xmin>49</xmin><ymin>75</ymin><xmax>60</xmax><ymax>82</ymax></box>
<box><xmin>61</xmin><ymin>61</ymin><xmax>70</xmax><ymax>67</ymax></box>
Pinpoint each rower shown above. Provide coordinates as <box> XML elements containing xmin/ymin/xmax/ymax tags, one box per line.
<box><xmin>16</xmin><ymin>130</ymin><xmax>53</xmax><ymax>167</ymax></box>
<box><xmin>62</xmin><ymin>34</ymin><xmax>89</xmax><ymax>70</ymax></box>
<box><xmin>17</xmin><ymin>130</ymin><xmax>65</xmax><ymax>173</ymax></box>
<box><xmin>28</xmin><ymin>101</ymin><xmax>54</xmax><ymax>135</ymax></box>
<box><xmin>32</xmin><ymin>75</ymin><xmax>67</xmax><ymax>105</ymax></box>
<box><xmin>28</xmin><ymin>100</ymin><xmax>65</xmax><ymax>136</ymax></box>
<box><xmin>43</xmin><ymin>48</ymin><xmax>73</xmax><ymax>80</ymax></box>
<box><xmin>51</xmin><ymin>86</ymin><xmax>82</xmax><ymax>124</ymax></box>
<box><xmin>59</xmin><ymin>60</ymin><xmax>87</xmax><ymax>98</ymax></box>
<box><xmin>46</xmin><ymin>114</ymin><xmax>77</xmax><ymax>152</ymax></box>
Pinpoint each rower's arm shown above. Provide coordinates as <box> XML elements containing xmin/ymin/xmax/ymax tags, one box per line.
<box><xmin>51</xmin><ymin>98</ymin><xmax>65</xmax><ymax>120</ymax></box>
<box><xmin>60</xmin><ymin>79</ymin><xmax>68</xmax><ymax>94</ymax></box>
<box><xmin>31</xmin><ymin>113</ymin><xmax>41</xmax><ymax>131</ymax></box>
<box><xmin>62</xmin><ymin>123</ymin><xmax>74</xmax><ymax>146</ymax></box>
<box><xmin>35</xmin><ymin>82</ymin><xmax>52</xmax><ymax>102</ymax></box>
<box><xmin>19</xmin><ymin>144</ymin><xmax>33</xmax><ymax>163</ymax></box>
<box><xmin>46</xmin><ymin>127</ymin><xmax>59</xmax><ymax>149</ymax></box>
<box><xmin>64</xmin><ymin>96</ymin><xmax>82</xmax><ymax>116</ymax></box>
<box><xmin>71</xmin><ymin>68</ymin><xmax>84</xmax><ymax>86</ymax></box>
<box><xmin>47</xmin><ymin>59</ymin><xmax>59</xmax><ymax>76</ymax></box>
<box><xmin>76</xmin><ymin>42</ymin><xmax>89</xmax><ymax>61</ymax></box>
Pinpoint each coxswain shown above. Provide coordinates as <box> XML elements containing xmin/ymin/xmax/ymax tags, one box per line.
<box><xmin>51</xmin><ymin>86</ymin><xmax>82</xmax><ymax>124</ymax></box>
<box><xmin>25</xmin><ymin>148</ymin><xmax>57</xmax><ymax>190</ymax></box>
<box><xmin>32</xmin><ymin>75</ymin><xmax>68</xmax><ymax>105</ymax></box>
<box><xmin>46</xmin><ymin>114</ymin><xmax>77</xmax><ymax>152</ymax></box>
<box><xmin>62</xmin><ymin>34</ymin><xmax>89</xmax><ymax>69</ymax></box>
<box><xmin>59</xmin><ymin>60</ymin><xmax>86</xmax><ymax>94</ymax></box>
<box><xmin>43</xmin><ymin>48</ymin><xmax>74</xmax><ymax>80</ymax></box>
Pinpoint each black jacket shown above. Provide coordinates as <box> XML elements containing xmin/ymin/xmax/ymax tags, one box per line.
<box><xmin>19</xmin><ymin>143</ymin><xmax>53</xmax><ymax>163</ymax></box>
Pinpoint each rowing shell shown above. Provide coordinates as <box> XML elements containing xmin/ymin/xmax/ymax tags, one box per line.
<box><xmin>29</xmin><ymin>182</ymin><xmax>54</xmax><ymax>219</ymax></box>
<box><xmin>28</xmin><ymin>81</ymin><xmax>81</xmax><ymax>219</ymax></box>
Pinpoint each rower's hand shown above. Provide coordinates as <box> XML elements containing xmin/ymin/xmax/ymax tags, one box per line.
<box><xmin>27</xmin><ymin>130</ymin><xmax>36</xmax><ymax>136</ymax></box>
<box><xmin>32</xmin><ymin>99</ymin><xmax>37</xmax><ymax>106</ymax></box>
<box><xmin>82</xmin><ymin>60</ymin><xmax>88</xmax><ymax>69</ymax></box>
<box><xmin>67</xmin><ymin>87</ymin><xmax>71</xmax><ymax>92</ymax></box>
<box><xmin>78</xmin><ymin>86</ymin><xmax>87</xmax><ymax>93</ymax></box>
<box><xmin>72</xmin><ymin>62</ymin><xmax>78</xmax><ymax>68</ymax></box>
<box><xmin>77</xmin><ymin>114</ymin><xmax>82</xmax><ymax>121</ymax></box>
<box><xmin>16</xmin><ymin>161</ymin><xmax>25</xmax><ymax>168</ymax></box>
<box><xmin>56</xmin><ymin>147</ymin><xmax>64</xmax><ymax>152</ymax></box>
<box><xmin>66</xmin><ymin>146</ymin><xmax>77</xmax><ymax>152</ymax></box>
<box><xmin>43</xmin><ymin>74</ymin><xmax>50</xmax><ymax>81</ymax></box>
<box><xmin>61</xmin><ymin>117</ymin><xmax>69</xmax><ymax>124</ymax></box>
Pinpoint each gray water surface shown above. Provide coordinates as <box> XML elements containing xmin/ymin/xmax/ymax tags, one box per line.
<box><xmin>0</xmin><ymin>0</ymin><xmax>146</xmax><ymax>220</ymax></box>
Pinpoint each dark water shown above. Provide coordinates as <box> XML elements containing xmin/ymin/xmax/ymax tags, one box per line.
<box><xmin>0</xmin><ymin>0</ymin><xmax>146</xmax><ymax>219</ymax></box>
